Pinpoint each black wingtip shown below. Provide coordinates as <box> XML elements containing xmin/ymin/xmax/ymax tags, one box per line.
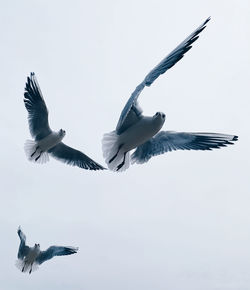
<box><xmin>86</xmin><ymin>162</ymin><xmax>107</xmax><ymax>171</ymax></box>
<box><xmin>26</xmin><ymin>72</ymin><xmax>35</xmax><ymax>84</ymax></box>
<box><xmin>204</xmin><ymin>16</ymin><xmax>211</xmax><ymax>25</ymax></box>
<box><xmin>29</xmin><ymin>72</ymin><xmax>35</xmax><ymax>80</ymax></box>
<box><xmin>66</xmin><ymin>247</ymin><xmax>79</xmax><ymax>254</ymax></box>
<box><xmin>94</xmin><ymin>165</ymin><xmax>107</xmax><ymax>171</ymax></box>
<box><xmin>92</xmin><ymin>161</ymin><xmax>107</xmax><ymax>171</ymax></box>
<box><xmin>232</xmin><ymin>135</ymin><xmax>238</xmax><ymax>141</ymax></box>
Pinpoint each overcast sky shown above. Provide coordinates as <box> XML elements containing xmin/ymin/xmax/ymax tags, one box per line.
<box><xmin>0</xmin><ymin>0</ymin><xmax>249</xmax><ymax>289</ymax></box>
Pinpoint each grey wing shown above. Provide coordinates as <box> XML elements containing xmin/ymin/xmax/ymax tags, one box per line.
<box><xmin>48</xmin><ymin>142</ymin><xmax>106</xmax><ymax>170</ymax></box>
<box><xmin>143</xmin><ymin>17</ymin><xmax>210</xmax><ymax>86</ymax></box>
<box><xmin>17</xmin><ymin>226</ymin><xmax>30</xmax><ymax>259</ymax></box>
<box><xmin>24</xmin><ymin>72</ymin><xmax>52</xmax><ymax>141</ymax></box>
<box><xmin>116</xmin><ymin>17</ymin><xmax>210</xmax><ymax>135</ymax></box>
<box><xmin>36</xmin><ymin>246</ymin><xmax>78</xmax><ymax>265</ymax></box>
<box><xmin>116</xmin><ymin>83</ymin><xmax>144</xmax><ymax>135</ymax></box>
<box><xmin>131</xmin><ymin>131</ymin><xmax>238</xmax><ymax>164</ymax></box>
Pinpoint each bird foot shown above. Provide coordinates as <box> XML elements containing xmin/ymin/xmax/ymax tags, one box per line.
<box><xmin>116</xmin><ymin>152</ymin><xmax>127</xmax><ymax>171</ymax></box>
<box><xmin>31</xmin><ymin>146</ymin><xmax>39</xmax><ymax>157</ymax></box>
<box><xmin>109</xmin><ymin>144</ymin><xmax>123</xmax><ymax>163</ymax></box>
<box><xmin>35</xmin><ymin>151</ymin><xmax>43</xmax><ymax>161</ymax></box>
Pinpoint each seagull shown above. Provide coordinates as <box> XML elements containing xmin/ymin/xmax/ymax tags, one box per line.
<box><xmin>24</xmin><ymin>72</ymin><xmax>105</xmax><ymax>170</ymax></box>
<box><xmin>102</xmin><ymin>17</ymin><xmax>238</xmax><ymax>172</ymax></box>
<box><xmin>16</xmin><ymin>226</ymin><xmax>78</xmax><ymax>274</ymax></box>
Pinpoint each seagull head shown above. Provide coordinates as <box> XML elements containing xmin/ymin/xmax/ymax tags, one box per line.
<box><xmin>34</xmin><ymin>243</ymin><xmax>40</xmax><ymax>249</ymax></box>
<box><xmin>154</xmin><ymin>112</ymin><xmax>166</xmax><ymax>121</ymax></box>
<box><xmin>59</xmin><ymin>129</ymin><xmax>66</xmax><ymax>137</ymax></box>
<box><xmin>152</xmin><ymin>112</ymin><xmax>166</xmax><ymax>131</ymax></box>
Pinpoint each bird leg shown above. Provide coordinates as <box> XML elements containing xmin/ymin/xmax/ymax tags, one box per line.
<box><xmin>29</xmin><ymin>264</ymin><xmax>33</xmax><ymax>274</ymax></box>
<box><xmin>31</xmin><ymin>146</ymin><xmax>39</xmax><ymax>157</ymax></box>
<box><xmin>109</xmin><ymin>144</ymin><xmax>123</xmax><ymax>163</ymax></box>
<box><xmin>116</xmin><ymin>152</ymin><xmax>127</xmax><ymax>171</ymax></box>
<box><xmin>22</xmin><ymin>263</ymin><xmax>26</xmax><ymax>272</ymax></box>
<box><xmin>35</xmin><ymin>150</ymin><xmax>43</xmax><ymax>161</ymax></box>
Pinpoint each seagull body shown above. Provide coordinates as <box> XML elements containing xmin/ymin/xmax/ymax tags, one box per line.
<box><xmin>16</xmin><ymin>227</ymin><xmax>78</xmax><ymax>274</ymax></box>
<box><xmin>37</xmin><ymin>131</ymin><xmax>64</xmax><ymax>151</ymax></box>
<box><xmin>18</xmin><ymin>244</ymin><xmax>40</xmax><ymax>273</ymax></box>
<box><xmin>25</xmin><ymin>131</ymin><xmax>65</xmax><ymax>163</ymax></box>
<box><xmin>119</xmin><ymin>114</ymin><xmax>165</xmax><ymax>151</ymax></box>
<box><xmin>102</xmin><ymin>17</ymin><xmax>238</xmax><ymax>172</ymax></box>
<box><xmin>103</xmin><ymin>114</ymin><xmax>165</xmax><ymax>171</ymax></box>
<box><xmin>24</xmin><ymin>73</ymin><xmax>105</xmax><ymax>170</ymax></box>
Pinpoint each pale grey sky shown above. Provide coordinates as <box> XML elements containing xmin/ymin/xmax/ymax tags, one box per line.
<box><xmin>0</xmin><ymin>0</ymin><xmax>249</xmax><ymax>289</ymax></box>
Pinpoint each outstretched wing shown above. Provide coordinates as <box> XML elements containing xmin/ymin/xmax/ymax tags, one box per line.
<box><xmin>48</xmin><ymin>142</ymin><xmax>106</xmax><ymax>170</ymax></box>
<box><xmin>36</xmin><ymin>246</ymin><xmax>78</xmax><ymax>265</ymax></box>
<box><xmin>17</xmin><ymin>226</ymin><xmax>30</xmax><ymax>260</ymax></box>
<box><xmin>116</xmin><ymin>17</ymin><xmax>210</xmax><ymax>135</ymax></box>
<box><xmin>24</xmin><ymin>73</ymin><xmax>52</xmax><ymax>141</ymax></box>
<box><xmin>131</xmin><ymin>131</ymin><xmax>238</xmax><ymax>164</ymax></box>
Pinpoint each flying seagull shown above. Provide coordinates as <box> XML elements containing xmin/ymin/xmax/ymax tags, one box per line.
<box><xmin>24</xmin><ymin>72</ymin><xmax>105</xmax><ymax>170</ymax></box>
<box><xmin>102</xmin><ymin>17</ymin><xmax>238</xmax><ymax>172</ymax></box>
<box><xmin>16</xmin><ymin>226</ymin><xmax>78</xmax><ymax>274</ymax></box>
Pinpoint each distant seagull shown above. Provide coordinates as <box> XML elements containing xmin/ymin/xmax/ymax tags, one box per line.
<box><xmin>24</xmin><ymin>73</ymin><xmax>105</xmax><ymax>170</ymax></box>
<box><xmin>102</xmin><ymin>17</ymin><xmax>238</xmax><ymax>172</ymax></box>
<box><xmin>16</xmin><ymin>226</ymin><xmax>78</xmax><ymax>274</ymax></box>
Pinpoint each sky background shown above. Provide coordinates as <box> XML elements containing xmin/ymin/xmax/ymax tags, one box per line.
<box><xmin>0</xmin><ymin>0</ymin><xmax>249</xmax><ymax>289</ymax></box>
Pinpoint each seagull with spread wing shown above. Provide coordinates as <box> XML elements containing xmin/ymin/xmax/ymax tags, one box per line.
<box><xmin>16</xmin><ymin>226</ymin><xmax>78</xmax><ymax>274</ymax></box>
<box><xmin>24</xmin><ymin>73</ymin><xmax>105</xmax><ymax>170</ymax></box>
<box><xmin>102</xmin><ymin>17</ymin><xmax>238</xmax><ymax>172</ymax></box>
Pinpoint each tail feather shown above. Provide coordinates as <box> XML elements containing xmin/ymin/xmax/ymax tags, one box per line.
<box><xmin>24</xmin><ymin>140</ymin><xmax>49</xmax><ymax>164</ymax></box>
<box><xmin>102</xmin><ymin>131</ymin><xmax>130</xmax><ymax>172</ymax></box>
<box><xmin>15</xmin><ymin>259</ymin><xmax>39</xmax><ymax>274</ymax></box>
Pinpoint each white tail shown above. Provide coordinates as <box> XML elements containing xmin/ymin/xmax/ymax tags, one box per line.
<box><xmin>24</xmin><ymin>140</ymin><xmax>49</xmax><ymax>164</ymax></box>
<box><xmin>15</xmin><ymin>259</ymin><xmax>39</xmax><ymax>274</ymax></box>
<box><xmin>102</xmin><ymin>131</ymin><xmax>130</xmax><ymax>172</ymax></box>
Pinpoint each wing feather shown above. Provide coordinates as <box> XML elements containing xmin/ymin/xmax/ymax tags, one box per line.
<box><xmin>116</xmin><ymin>17</ymin><xmax>210</xmax><ymax>134</ymax></box>
<box><xmin>17</xmin><ymin>226</ymin><xmax>30</xmax><ymax>259</ymax></box>
<box><xmin>36</xmin><ymin>246</ymin><xmax>78</xmax><ymax>265</ymax></box>
<box><xmin>131</xmin><ymin>131</ymin><xmax>238</xmax><ymax>164</ymax></box>
<box><xmin>24</xmin><ymin>73</ymin><xmax>52</xmax><ymax>140</ymax></box>
<box><xmin>48</xmin><ymin>142</ymin><xmax>106</xmax><ymax>170</ymax></box>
